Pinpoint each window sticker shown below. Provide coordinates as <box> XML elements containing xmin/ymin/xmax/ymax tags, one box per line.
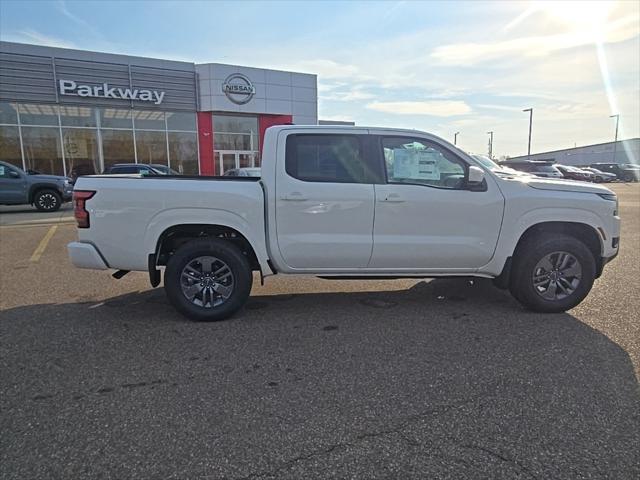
<box><xmin>392</xmin><ymin>149</ymin><xmax>413</xmax><ymax>178</ymax></box>
<box><xmin>392</xmin><ymin>148</ymin><xmax>441</xmax><ymax>180</ymax></box>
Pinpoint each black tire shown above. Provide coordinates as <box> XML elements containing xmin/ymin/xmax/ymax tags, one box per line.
<box><xmin>164</xmin><ymin>238</ymin><xmax>253</xmax><ymax>321</ymax></box>
<box><xmin>34</xmin><ymin>189</ymin><xmax>62</xmax><ymax>212</ymax></box>
<box><xmin>509</xmin><ymin>234</ymin><xmax>596</xmax><ymax>313</ymax></box>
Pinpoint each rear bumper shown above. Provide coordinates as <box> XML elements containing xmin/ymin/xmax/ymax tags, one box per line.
<box><xmin>67</xmin><ymin>242</ymin><xmax>109</xmax><ymax>270</ymax></box>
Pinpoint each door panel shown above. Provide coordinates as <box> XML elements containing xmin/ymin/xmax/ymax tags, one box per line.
<box><xmin>0</xmin><ymin>164</ymin><xmax>28</xmax><ymax>203</ymax></box>
<box><xmin>370</xmin><ymin>184</ymin><xmax>504</xmax><ymax>269</ymax></box>
<box><xmin>274</xmin><ymin>132</ymin><xmax>376</xmax><ymax>270</ymax></box>
<box><xmin>276</xmin><ymin>181</ymin><xmax>375</xmax><ymax>269</ymax></box>
<box><xmin>370</xmin><ymin>135</ymin><xmax>504</xmax><ymax>270</ymax></box>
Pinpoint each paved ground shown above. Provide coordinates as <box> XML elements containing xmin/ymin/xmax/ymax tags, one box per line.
<box><xmin>1</xmin><ymin>184</ymin><xmax>639</xmax><ymax>479</ymax></box>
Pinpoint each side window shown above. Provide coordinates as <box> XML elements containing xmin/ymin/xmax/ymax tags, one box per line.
<box><xmin>382</xmin><ymin>137</ymin><xmax>466</xmax><ymax>189</ymax></box>
<box><xmin>0</xmin><ymin>164</ymin><xmax>17</xmax><ymax>178</ymax></box>
<box><xmin>286</xmin><ymin>134</ymin><xmax>379</xmax><ymax>183</ymax></box>
<box><xmin>113</xmin><ymin>166</ymin><xmax>137</xmax><ymax>174</ymax></box>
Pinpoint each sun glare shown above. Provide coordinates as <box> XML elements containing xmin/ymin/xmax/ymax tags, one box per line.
<box><xmin>536</xmin><ymin>1</ymin><xmax>613</xmax><ymax>29</ymax></box>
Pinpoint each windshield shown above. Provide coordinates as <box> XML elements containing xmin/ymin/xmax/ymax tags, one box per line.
<box><xmin>472</xmin><ymin>154</ymin><xmax>500</xmax><ymax>170</ymax></box>
<box><xmin>536</xmin><ymin>165</ymin><xmax>560</xmax><ymax>173</ymax></box>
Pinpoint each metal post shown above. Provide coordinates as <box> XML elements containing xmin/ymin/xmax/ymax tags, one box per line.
<box><xmin>523</xmin><ymin>108</ymin><xmax>533</xmax><ymax>159</ymax></box>
<box><xmin>610</xmin><ymin>114</ymin><xmax>619</xmax><ymax>163</ymax></box>
<box><xmin>454</xmin><ymin>131</ymin><xmax>459</xmax><ymax>145</ymax></box>
<box><xmin>487</xmin><ymin>131</ymin><xmax>493</xmax><ymax>158</ymax></box>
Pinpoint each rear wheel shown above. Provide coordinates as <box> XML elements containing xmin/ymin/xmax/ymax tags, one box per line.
<box><xmin>509</xmin><ymin>234</ymin><xmax>596</xmax><ymax>313</ymax></box>
<box><xmin>34</xmin><ymin>189</ymin><xmax>61</xmax><ymax>212</ymax></box>
<box><xmin>164</xmin><ymin>238</ymin><xmax>253</xmax><ymax>321</ymax></box>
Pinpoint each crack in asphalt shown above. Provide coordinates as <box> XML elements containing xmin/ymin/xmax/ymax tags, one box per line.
<box><xmin>228</xmin><ymin>380</ymin><xmax>545</xmax><ymax>480</ymax></box>
<box><xmin>459</xmin><ymin>443</ymin><xmax>541</xmax><ymax>480</ymax></box>
<box><xmin>230</xmin><ymin>401</ymin><xmax>472</xmax><ymax>480</ymax></box>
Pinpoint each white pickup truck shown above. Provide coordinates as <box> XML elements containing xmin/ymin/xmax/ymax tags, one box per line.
<box><xmin>68</xmin><ymin>126</ymin><xmax>620</xmax><ymax>321</ymax></box>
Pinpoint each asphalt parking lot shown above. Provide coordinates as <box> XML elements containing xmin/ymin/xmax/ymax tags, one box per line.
<box><xmin>1</xmin><ymin>183</ymin><xmax>639</xmax><ymax>479</ymax></box>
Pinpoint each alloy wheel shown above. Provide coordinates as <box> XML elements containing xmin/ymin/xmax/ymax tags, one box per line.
<box><xmin>532</xmin><ymin>251</ymin><xmax>582</xmax><ymax>301</ymax></box>
<box><xmin>38</xmin><ymin>193</ymin><xmax>58</xmax><ymax>210</ymax></box>
<box><xmin>180</xmin><ymin>256</ymin><xmax>235</xmax><ymax>308</ymax></box>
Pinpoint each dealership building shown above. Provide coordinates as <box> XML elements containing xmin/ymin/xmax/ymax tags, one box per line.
<box><xmin>0</xmin><ymin>41</ymin><xmax>318</xmax><ymax>177</ymax></box>
<box><xmin>505</xmin><ymin>138</ymin><xmax>640</xmax><ymax>166</ymax></box>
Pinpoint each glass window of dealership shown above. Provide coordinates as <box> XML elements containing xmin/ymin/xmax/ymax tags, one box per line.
<box><xmin>0</xmin><ymin>102</ymin><xmax>198</xmax><ymax>177</ymax></box>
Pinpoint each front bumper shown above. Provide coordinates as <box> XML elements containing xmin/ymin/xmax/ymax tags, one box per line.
<box><xmin>67</xmin><ymin>242</ymin><xmax>109</xmax><ymax>270</ymax></box>
<box><xmin>62</xmin><ymin>185</ymin><xmax>73</xmax><ymax>201</ymax></box>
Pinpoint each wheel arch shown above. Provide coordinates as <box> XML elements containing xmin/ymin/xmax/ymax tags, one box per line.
<box><xmin>28</xmin><ymin>183</ymin><xmax>62</xmax><ymax>204</ymax></box>
<box><xmin>154</xmin><ymin>223</ymin><xmax>261</xmax><ymax>271</ymax></box>
<box><xmin>510</xmin><ymin>221</ymin><xmax>604</xmax><ymax>278</ymax></box>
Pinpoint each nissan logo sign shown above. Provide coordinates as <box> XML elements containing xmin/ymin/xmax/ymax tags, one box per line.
<box><xmin>222</xmin><ymin>73</ymin><xmax>255</xmax><ymax>105</ymax></box>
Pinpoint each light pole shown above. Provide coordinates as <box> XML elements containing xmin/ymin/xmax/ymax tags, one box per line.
<box><xmin>487</xmin><ymin>131</ymin><xmax>494</xmax><ymax>158</ymax></box>
<box><xmin>523</xmin><ymin>108</ymin><xmax>533</xmax><ymax>159</ymax></box>
<box><xmin>610</xmin><ymin>114</ymin><xmax>619</xmax><ymax>163</ymax></box>
<box><xmin>454</xmin><ymin>132</ymin><xmax>460</xmax><ymax>145</ymax></box>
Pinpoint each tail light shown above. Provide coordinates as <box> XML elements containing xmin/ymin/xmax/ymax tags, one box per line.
<box><xmin>73</xmin><ymin>190</ymin><xmax>95</xmax><ymax>228</ymax></box>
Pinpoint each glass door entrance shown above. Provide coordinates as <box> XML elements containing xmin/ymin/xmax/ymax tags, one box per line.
<box><xmin>215</xmin><ymin>150</ymin><xmax>259</xmax><ymax>174</ymax></box>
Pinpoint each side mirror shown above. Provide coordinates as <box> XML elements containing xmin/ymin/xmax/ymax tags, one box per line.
<box><xmin>9</xmin><ymin>170</ymin><xmax>21</xmax><ymax>179</ymax></box>
<box><xmin>467</xmin><ymin>165</ymin><xmax>485</xmax><ymax>187</ymax></box>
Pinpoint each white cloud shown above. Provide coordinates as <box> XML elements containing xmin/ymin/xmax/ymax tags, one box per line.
<box><xmin>431</xmin><ymin>13</ymin><xmax>639</xmax><ymax>65</ymax></box>
<box><xmin>366</xmin><ymin>100</ymin><xmax>472</xmax><ymax>116</ymax></box>
<box><xmin>285</xmin><ymin>59</ymin><xmax>363</xmax><ymax>79</ymax></box>
<box><xmin>320</xmin><ymin>86</ymin><xmax>376</xmax><ymax>102</ymax></box>
<box><xmin>2</xmin><ymin>29</ymin><xmax>77</xmax><ymax>49</ymax></box>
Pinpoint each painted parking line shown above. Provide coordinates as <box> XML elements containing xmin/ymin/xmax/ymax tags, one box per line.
<box><xmin>29</xmin><ymin>226</ymin><xmax>58</xmax><ymax>262</ymax></box>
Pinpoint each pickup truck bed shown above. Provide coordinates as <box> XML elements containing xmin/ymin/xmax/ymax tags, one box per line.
<box><xmin>72</xmin><ymin>175</ymin><xmax>269</xmax><ymax>273</ymax></box>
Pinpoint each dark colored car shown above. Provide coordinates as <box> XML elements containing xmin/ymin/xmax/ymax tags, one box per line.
<box><xmin>0</xmin><ymin>160</ymin><xmax>73</xmax><ymax>211</ymax></box>
<box><xmin>222</xmin><ymin>167</ymin><xmax>261</xmax><ymax>177</ymax></box>
<box><xmin>582</xmin><ymin>167</ymin><xmax>617</xmax><ymax>183</ymax></box>
<box><xmin>501</xmin><ymin>160</ymin><xmax>563</xmax><ymax>179</ymax></box>
<box><xmin>590</xmin><ymin>163</ymin><xmax>640</xmax><ymax>182</ymax></box>
<box><xmin>148</xmin><ymin>164</ymin><xmax>181</xmax><ymax>175</ymax></box>
<box><xmin>555</xmin><ymin>164</ymin><xmax>591</xmax><ymax>181</ymax></box>
<box><xmin>103</xmin><ymin>163</ymin><xmax>164</xmax><ymax>175</ymax></box>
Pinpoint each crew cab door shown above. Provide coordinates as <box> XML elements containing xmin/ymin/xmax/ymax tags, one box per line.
<box><xmin>0</xmin><ymin>163</ymin><xmax>28</xmax><ymax>203</ymax></box>
<box><xmin>274</xmin><ymin>131</ymin><xmax>380</xmax><ymax>270</ymax></box>
<box><xmin>369</xmin><ymin>135</ymin><xmax>504</xmax><ymax>270</ymax></box>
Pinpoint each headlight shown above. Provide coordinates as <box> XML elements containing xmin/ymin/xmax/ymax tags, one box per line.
<box><xmin>598</xmin><ymin>193</ymin><xmax>617</xmax><ymax>202</ymax></box>
<box><xmin>64</xmin><ymin>179</ymin><xmax>72</xmax><ymax>186</ymax></box>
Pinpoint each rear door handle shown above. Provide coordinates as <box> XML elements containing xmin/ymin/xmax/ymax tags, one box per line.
<box><xmin>380</xmin><ymin>193</ymin><xmax>405</xmax><ymax>203</ymax></box>
<box><xmin>281</xmin><ymin>192</ymin><xmax>308</xmax><ymax>201</ymax></box>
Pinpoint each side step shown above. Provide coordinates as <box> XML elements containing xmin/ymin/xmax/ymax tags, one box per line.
<box><xmin>112</xmin><ymin>270</ymin><xmax>130</xmax><ymax>279</ymax></box>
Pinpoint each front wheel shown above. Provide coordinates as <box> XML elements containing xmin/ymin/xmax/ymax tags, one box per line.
<box><xmin>509</xmin><ymin>234</ymin><xmax>596</xmax><ymax>313</ymax></box>
<box><xmin>164</xmin><ymin>238</ymin><xmax>253</xmax><ymax>321</ymax></box>
<box><xmin>34</xmin><ymin>189</ymin><xmax>61</xmax><ymax>212</ymax></box>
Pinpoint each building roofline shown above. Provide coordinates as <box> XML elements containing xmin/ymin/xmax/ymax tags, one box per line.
<box><xmin>0</xmin><ymin>40</ymin><xmax>195</xmax><ymax>68</ymax></box>
<box><xmin>508</xmin><ymin>137</ymin><xmax>639</xmax><ymax>159</ymax></box>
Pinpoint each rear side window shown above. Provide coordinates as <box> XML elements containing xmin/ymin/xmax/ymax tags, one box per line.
<box><xmin>286</xmin><ymin>134</ymin><xmax>378</xmax><ymax>183</ymax></box>
<box><xmin>111</xmin><ymin>166</ymin><xmax>138</xmax><ymax>174</ymax></box>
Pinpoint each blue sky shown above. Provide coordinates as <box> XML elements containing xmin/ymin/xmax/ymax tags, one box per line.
<box><xmin>1</xmin><ymin>0</ymin><xmax>638</xmax><ymax>158</ymax></box>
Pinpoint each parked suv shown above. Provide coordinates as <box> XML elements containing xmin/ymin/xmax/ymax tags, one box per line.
<box><xmin>0</xmin><ymin>161</ymin><xmax>73</xmax><ymax>211</ymax></box>
<box><xmin>501</xmin><ymin>160</ymin><xmax>563</xmax><ymax>179</ymax></box>
<box><xmin>103</xmin><ymin>163</ymin><xmax>164</xmax><ymax>175</ymax></box>
<box><xmin>582</xmin><ymin>167</ymin><xmax>616</xmax><ymax>183</ymax></box>
<box><xmin>590</xmin><ymin>163</ymin><xmax>640</xmax><ymax>182</ymax></box>
<box><xmin>555</xmin><ymin>165</ymin><xmax>592</xmax><ymax>182</ymax></box>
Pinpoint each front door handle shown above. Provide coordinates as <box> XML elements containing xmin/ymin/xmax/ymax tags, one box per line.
<box><xmin>281</xmin><ymin>192</ymin><xmax>308</xmax><ymax>201</ymax></box>
<box><xmin>379</xmin><ymin>193</ymin><xmax>405</xmax><ymax>203</ymax></box>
